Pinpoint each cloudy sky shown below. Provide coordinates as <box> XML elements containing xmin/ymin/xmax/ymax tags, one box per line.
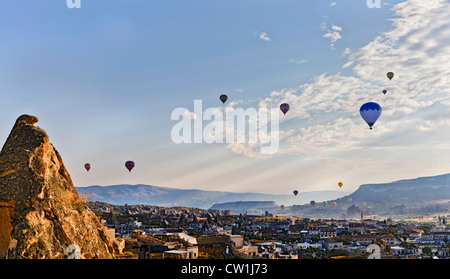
<box><xmin>1</xmin><ymin>0</ymin><xmax>450</xmax><ymax>196</ymax></box>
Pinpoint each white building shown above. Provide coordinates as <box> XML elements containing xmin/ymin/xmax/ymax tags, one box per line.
<box><xmin>320</xmin><ymin>229</ymin><xmax>337</xmax><ymax>239</ymax></box>
<box><xmin>295</xmin><ymin>242</ymin><xmax>323</xmax><ymax>249</ymax></box>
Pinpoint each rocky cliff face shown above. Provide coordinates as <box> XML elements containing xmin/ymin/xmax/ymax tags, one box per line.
<box><xmin>0</xmin><ymin>115</ymin><xmax>114</xmax><ymax>259</ymax></box>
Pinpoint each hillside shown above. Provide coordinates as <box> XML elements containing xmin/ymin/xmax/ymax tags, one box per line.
<box><xmin>345</xmin><ymin>173</ymin><xmax>450</xmax><ymax>205</ymax></box>
<box><xmin>286</xmin><ymin>173</ymin><xmax>450</xmax><ymax>219</ymax></box>
<box><xmin>76</xmin><ymin>184</ymin><xmax>349</xmax><ymax>209</ymax></box>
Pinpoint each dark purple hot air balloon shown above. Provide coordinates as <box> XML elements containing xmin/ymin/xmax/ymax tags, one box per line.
<box><xmin>280</xmin><ymin>103</ymin><xmax>290</xmax><ymax>115</ymax></box>
<box><xmin>382</xmin><ymin>89</ymin><xmax>387</xmax><ymax>95</ymax></box>
<box><xmin>220</xmin><ymin>94</ymin><xmax>228</xmax><ymax>104</ymax></box>
<box><xmin>125</xmin><ymin>161</ymin><xmax>135</xmax><ymax>172</ymax></box>
<box><xmin>84</xmin><ymin>163</ymin><xmax>91</xmax><ymax>172</ymax></box>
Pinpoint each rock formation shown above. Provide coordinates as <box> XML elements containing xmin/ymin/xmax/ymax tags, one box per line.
<box><xmin>0</xmin><ymin>115</ymin><xmax>114</xmax><ymax>259</ymax></box>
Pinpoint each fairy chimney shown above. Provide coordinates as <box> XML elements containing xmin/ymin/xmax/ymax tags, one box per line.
<box><xmin>0</xmin><ymin>115</ymin><xmax>114</xmax><ymax>259</ymax></box>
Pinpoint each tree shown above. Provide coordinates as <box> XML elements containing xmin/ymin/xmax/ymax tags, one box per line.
<box><xmin>422</xmin><ymin>246</ymin><xmax>432</xmax><ymax>256</ymax></box>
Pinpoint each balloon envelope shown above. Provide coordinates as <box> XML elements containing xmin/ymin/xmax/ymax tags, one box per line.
<box><xmin>220</xmin><ymin>94</ymin><xmax>228</xmax><ymax>104</ymax></box>
<box><xmin>347</xmin><ymin>198</ymin><xmax>352</xmax><ymax>203</ymax></box>
<box><xmin>310</xmin><ymin>200</ymin><xmax>316</xmax><ymax>206</ymax></box>
<box><xmin>382</xmin><ymin>89</ymin><xmax>387</xmax><ymax>94</ymax></box>
<box><xmin>280</xmin><ymin>103</ymin><xmax>290</xmax><ymax>115</ymax></box>
<box><xmin>360</xmin><ymin>102</ymin><xmax>382</xmax><ymax>129</ymax></box>
<box><xmin>293</xmin><ymin>190</ymin><xmax>298</xmax><ymax>196</ymax></box>
<box><xmin>386</xmin><ymin>72</ymin><xmax>394</xmax><ymax>80</ymax></box>
<box><xmin>331</xmin><ymin>202</ymin><xmax>337</xmax><ymax>208</ymax></box>
<box><xmin>338</xmin><ymin>182</ymin><xmax>343</xmax><ymax>188</ymax></box>
<box><xmin>84</xmin><ymin>163</ymin><xmax>91</xmax><ymax>172</ymax></box>
<box><xmin>125</xmin><ymin>161</ymin><xmax>135</xmax><ymax>172</ymax></box>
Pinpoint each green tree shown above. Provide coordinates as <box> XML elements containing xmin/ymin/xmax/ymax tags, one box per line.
<box><xmin>422</xmin><ymin>246</ymin><xmax>433</xmax><ymax>256</ymax></box>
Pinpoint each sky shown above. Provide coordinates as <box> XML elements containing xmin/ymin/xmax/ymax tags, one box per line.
<box><xmin>1</xmin><ymin>0</ymin><xmax>450</xmax><ymax>196</ymax></box>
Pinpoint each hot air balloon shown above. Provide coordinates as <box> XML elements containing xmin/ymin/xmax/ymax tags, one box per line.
<box><xmin>347</xmin><ymin>198</ymin><xmax>352</xmax><ymax>203</ymax></box>
<box><xmin>280</xmin><ymin>103</ymin><xmax>290</xmax><ymax>115</ymax></box>
<box><xmin>84</xmin><ymin>163</ymin><xmax>91</xmax><ymax>172</ymax></box>
<box><xmin>331</xmin><ymin>202</ymin><xmax>337</xmax><ymax>208</ymax></box>
<box><xmin>280</xmin><ymin>205</ymin><xmax>285</xmax><ymax>210</ymax></box>
<box><xmin>310</xmin><ymin>200</ymin><xmax>316</xmax><ymax>206</ymax></box>
<box><xmin>338</xmin><ymin>182</ymin><xmax>343</xmax><ymax>188</ymax></box>
<box><xmin>220</xmin><ymin>94</ymin><xmax>228</xmax><ymax>104</ymax></box>
<box><xmin>125</xmin><ymin>161</ymin><xmax>135</xmax><ymax>172</ymax></box>
<box><xmin>361</xmin><ymin>202</ymin><xmax>367</xmax><ymax>207</ymax></box>
<box><xmin>293</xmin><ymin>190</ymin><xmax>298</xmax><ymax>196</ymax></box>
<box><xmin>386</xmin><ymin>72</ymin><xmax>394</xmax><ymax>81</ymax></box>
<box><xmin>382</xmin><ymin>89</ymin><xmax>387</xmax><ymax>95</ymax></box>
<box><xmin>360</xmin><ymin>102</ymin><xmax>382</xmax><ymax>130</ymax></box>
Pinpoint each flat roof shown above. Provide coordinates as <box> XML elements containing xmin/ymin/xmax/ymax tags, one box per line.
<box><xmin>164</xmin><ymin>250</ymin><xmax>191</xmax><ymax>254</ymax></box>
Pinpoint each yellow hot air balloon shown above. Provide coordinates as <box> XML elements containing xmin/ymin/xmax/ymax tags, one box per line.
<box><xmin>338</xmin><ymin>182</ymin><xmax>343</xmax><ymax>188</ymax></box>
<box><xmin>386</xmin><ymin>72</ymin><xmax>394</xmax><ymax>80</ymax></box>
<box><xmin>331</xmin><ymin>202</ymin><xmax>337</xmax><ymax>208</ymax></box>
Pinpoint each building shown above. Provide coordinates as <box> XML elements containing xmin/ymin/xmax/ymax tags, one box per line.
<box><xmin>352</xmin><ymin>234</ymin><xmax>401</xmax><ymax>246</ymax></box>
<box><xmin>295</xmin><ymin>242</ymin><xmax>323</xmax><ymax>250</ymax></box>
<box><xmin>323</xmin><ymin>242</ymin><xmax>343</xmax><ymax>251</ymax></box>
<box><xmin>363</xmin><ymin>219</ymin><xmax>377</xmax><ymax>226</ymax></box>
<box><xmin>391</xmin><ymin>246</ymin><xmax>416</xmax><ymax>258</ymax></box>
<box><xmin>235</xmin><ymin>245</ymin><xmax>259</xmax><ymax>258</ymax></box>
<box><xmin>163</xmin><ymin>248</ymin><xmax>197</xmax><ymax>259</ymax></box>
<box><xmin>405</xmin><ymin>228</ymin><xmax>423</xmax><ymax>239</ymax></box>
<box><xmin>320</xmin><ymin>229</ymin><xmax>337</xmax><ymax>239</ymax></box>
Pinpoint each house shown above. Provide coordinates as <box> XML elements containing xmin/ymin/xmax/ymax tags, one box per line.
<box><xmin>437</xmin><ymin>247</ymin><xmax>450</xmax><ymax>258</ymax></box>
<box><xmin>391</xmin><ymin>246</ymin><xmax>416</xmax><ymax>258</ymax></box>
<box><xmin>163</xmin><ymin>247</ymin><xmax>198</xmax><ymax>259</ymax></box>
<box><xmin>429</xmin><ymin>231</ymin><xmax>450</xmax><ymax>241</ymax></box>
<box><xmin>230</xmin><ymin>235</ymin><xmax>244</xmax><ymax>249</ymax></box>
<box><xmin>418</xmin><ymin>232</ymin><xmax>450</xmax><ymax>245</ymax></box>
<box><xmin>352</xmin><ymin>234</ymin><xmax>401</xmax><ymax>246</ymax></box>
<box><xmin>348</xmin><ymin>223</ymin><xmax>365</xmax><ymax>234</ymax></box>
<box><xmin>320</xmin><ymin>229</ymin><xmax>337</xmax><ymax>239</ymax></box>
<box><xmin>347</xmin><ymin>246</ymin><xmax>368</xmax><ymax>257</ymax></box>
<box><xmin>323</xmin><ymin>242</ymin><xmax>343</xmax><ymax>251</ymax></box>
<box><xmin>405</xmin><ymin>228</ymin><xmax>423</xmax><ymax>239</ymax></box>
<box><xmin>363</xmin><ymin>219</ymin><xmax>377</xmax><ymax>226</ymax></box>
<box><xmin>307</xmin><ymin>228</ymin><xmax>320</xmax><ymax>236</ymax></box>
<box><xmin>295</xmin><ymin>242</ymin><xmax>323</xmax><ymax>250</ymax></box>
<box><xmin>235</xmin><ymin>245</ymin><xmax>259</xmax><ymax>258</ymax></box>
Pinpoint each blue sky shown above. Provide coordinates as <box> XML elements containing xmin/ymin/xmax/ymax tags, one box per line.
<box><xmin>2</xmin><ymin>0</ymin><xmax>450</xmax><ymax>196</ymax></box>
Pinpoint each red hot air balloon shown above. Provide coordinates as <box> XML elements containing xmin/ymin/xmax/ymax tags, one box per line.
<box><xmin>280</xmin><ymin>103</ymin><xmax>290</xmax><ymax>115</ymax></box>
<box><xmin>125</xmin><ymin>161</ymin><xmax>135</xmax><ymax>172</ymax></box>
<box><xmin>84</xmin><ymin>163</ymin><xmax>91</xmax><ymax>172</ymax></box>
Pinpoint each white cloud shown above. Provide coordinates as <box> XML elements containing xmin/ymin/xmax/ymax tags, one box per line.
<box><xmin>256</xmin><ymin>32</ymin><xmax>271</xmax><ymax>41</ymax></box>
<box><xmin>289</xmin><ymin>59</ymin><xmax>307</xmax><ymax>64</ymax></box>
<box><xmin>329</xmin><ymin>2</ymin><xmax>337</xmax><ymax>7</ymax></box>
<box><xmin>226</xmin><ymin>0</ymin><xmax>450</xmax><ymax>161</ymax></box>
<box><xmin>323</xmin><ymin>24</ymin><xmax>343</xmax><ymax>49</ymax></box>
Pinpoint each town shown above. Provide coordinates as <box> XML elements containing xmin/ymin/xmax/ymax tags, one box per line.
<box><xmin>88</xmin><ymin>202</ymin><xmax>450</xmax><ymax>260</ymax></box>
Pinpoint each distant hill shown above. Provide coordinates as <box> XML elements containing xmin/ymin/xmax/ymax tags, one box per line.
<box><xmin>344</xmin><ymin>173</ymin><xmax>450</xmax><ymax>205</ymax></box>
<box><xmin>75</xmin><ymin>184</ymin><xmax>349</xmax><ymax>209</ymax></box>
<box><xmin>286</xmin><ymin>173</ymin><xmax>450</xmax><ymax>219</ymax></box>
<box><xmin>210</xmin><ymin>201</ymin><xmax>279</xmax><ymax>215</ymax></box>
